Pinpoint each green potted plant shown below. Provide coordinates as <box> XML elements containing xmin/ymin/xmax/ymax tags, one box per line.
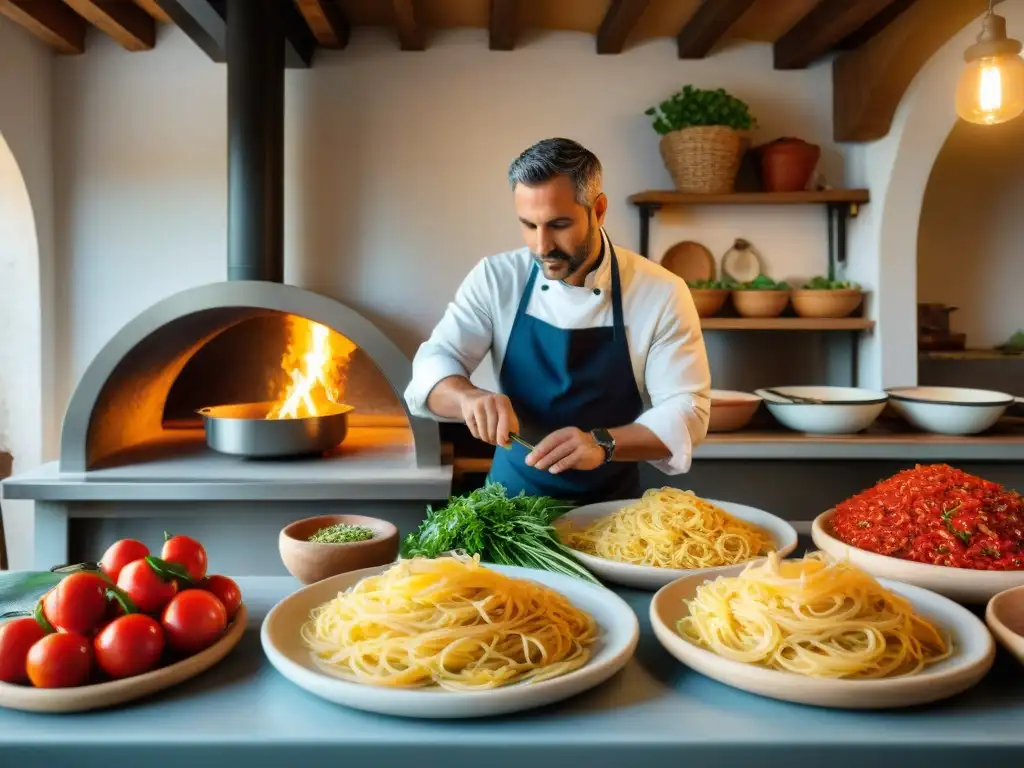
<box><xmin>645</xmin><ymin>85</ymin><xmax>757</xmax><ymax>194</ymax></box>
<box><xmin>791</xmin><ymin>276</ymin><xmax>863</xmax><ymax>318</ymax></box>
<box><xmin>730</xmin><ymin>274</ymin><xmax>791</xmax><ymax>318</ymax></box>
<box><xmin>685</xmin><ymin>278</ymin><xmax>734</xmax><ymax>317</ymax></box>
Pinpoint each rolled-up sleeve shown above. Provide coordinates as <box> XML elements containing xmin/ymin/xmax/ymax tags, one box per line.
<box><xmin>404</xmin><ymin>259</ymin><xmax>496</xmax><ymax>420</ymax></box>
<box><xmin>633</xmin><ymin>281</ymin><xmax>711</xmax><ymax>475</ymax></box>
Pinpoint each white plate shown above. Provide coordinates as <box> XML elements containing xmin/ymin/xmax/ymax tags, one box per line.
<box><xmin>557</xmin><ymin>498</ymin><xmax>799</xmax><ymax>591</ymax></box>
<box><xmin>812</xmin><ymin>508</ymin><xmax>1024</xmax><ymax>604</ymax></box>
<box><xmin>650</xmin><ymin>571</ymin><xmax>995</xmax><ymax>709</ymax></box>
<box><xmin>260</xmin><ymin>562</ymin><xmax>639</xmax><ymax>719</ymax></box>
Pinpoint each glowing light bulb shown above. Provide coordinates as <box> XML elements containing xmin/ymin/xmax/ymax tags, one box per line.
<box><xmin>955</xmin><ymin>10</ymin><xmax>1024</xmax><ymax>126</ymax></box>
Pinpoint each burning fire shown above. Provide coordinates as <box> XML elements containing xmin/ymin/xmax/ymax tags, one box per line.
<box><xmin>265</xmin><ymin>316</ymin><xmax>356</xmax><ymax>420</ymax></box>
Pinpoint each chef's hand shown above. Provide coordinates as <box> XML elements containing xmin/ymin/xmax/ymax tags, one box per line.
<box><xmin>526</xmin><ymin>427</ymin><xmax>604</xmax><ymax>474</ymax></box>
<box><xmin>460</xmin><ymin>389</ymin><xmax>520</xmax><ymax>447</ymax></box>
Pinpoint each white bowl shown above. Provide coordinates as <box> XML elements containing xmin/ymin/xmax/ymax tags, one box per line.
<box><xmin>557</xmin><ymin>498</ymin><xmax>798</xmax><ymax>591</ymax></box>
<box><xmin>755</xmin><ymin>386</ymin><xmax>888</xmax><ymax>434</ymax></box>
<box><xmin>650</xmin><ymin>570</ymin><xmax>995</xmax><ymax>709</ymax></box>
<box><xmin>260</xmin><ymin>561</ymin><xmax>639</xmax><ymax>719</ymax></box>
<box><xmin>986</xmin><ymin>585</ymin><xmax>1024</xmax><ymax>668</ymax></box>
<box><xmin>812</xmin><ymin>508</ymin><xmax>1024</xmax><ymax>604</ymax></box>
<box><xmin>886</xmin><ymin>386</ymin><xmax>1018</xmax><ymax>435</ymax></box>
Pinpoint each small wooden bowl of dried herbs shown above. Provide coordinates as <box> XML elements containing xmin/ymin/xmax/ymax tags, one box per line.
<box><xmin>279</xmin><ymin>514</ymin><xmax>398</xmax><ymax>585</ymax></box>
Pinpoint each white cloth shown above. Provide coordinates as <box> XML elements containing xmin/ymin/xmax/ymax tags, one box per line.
<box><xmin>403</xmin><ymin>232</ymin><xmax>712</xmax><ymax>475</ymax></box>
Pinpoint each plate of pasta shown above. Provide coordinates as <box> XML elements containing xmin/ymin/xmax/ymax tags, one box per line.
<box><xmin>650</xmin><ymin>551</ymin><xmax>995</xmax><ymax>709</ymax></box>
<box><xmin>555</xmin><ymin>488</ymin><xmax>798</xmax><ymax>590</ymax></box>
<box><xmin>260</xmin><ymin>553</ymin><xmax>639</xmax><ymax>718</ymax></box>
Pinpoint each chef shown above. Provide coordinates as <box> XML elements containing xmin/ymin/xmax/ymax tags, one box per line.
<box><xmin>404</xmin><ymin>137</ymin><xmax>711</xmax><ymax>504</ymax></box>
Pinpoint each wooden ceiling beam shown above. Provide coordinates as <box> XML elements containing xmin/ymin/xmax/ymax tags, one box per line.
<box><xmin>281</xmin><ymin>0</ymin><xmax>316</xmax><ymax>66</ymax></box>
<box><xmin>0</xmin><ymin>0</ymin><xmax>86</xmax><ymax>54</ymax></box>
<box><xmin>488</xmin><ymin>0</ymin><xmax>516</xmax><ymax>51</ymax></box>
<box><xmin>774</xmin><ymin>0</ymin><xmax>907</xmax><ymax>70</ymax></box>
<box><xmin>133</xmin><ymin>0</ymin><xmax>172</xmax><ymax>24</ymax></box>
<box><xmin>391</xmin><ymin>0</ymin><xmax>425</xmax><ymax>51</ymax></box>
<box><xmin>64</xmin><ymin>0</ymin><xmax>156</xmax><ymax>51</ymax></box>
<box><xmin>676</xmin><ymin>0</ymin><xmax>755</xmax><ymax>59</ymax></box>
<box><xmin>596</xmin><ymin>0</ymin><xmax>650</xmax><ymax>55</ymax></box>
<box><xmin>834</xmin><ymin>0</ymin><xmax>919</xmax><ymax>51</ymax></box>
<box><xmin>833</xmin><ymin>0</ymin><xmax>990</xmax><ymax>141</ymax></box>
<box><xmin>153</xmin><ymin>0</ymin><xmax>224</xmax><ymax>61</ymax></box>
<box><xmin>295</xmin><ymin>0</ymin><xmax>349</xmax><ymax>49</ymax></box>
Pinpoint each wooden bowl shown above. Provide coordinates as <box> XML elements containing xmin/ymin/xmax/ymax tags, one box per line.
<box><xmin>708</xmin><ymin>390</ymin><xmax>762</xmax><ymax>432</ymax></box>
<box><xmin>731</xmin><ymin>290</ymin><xmax>790</xmax><ymax>318</ymax></box>
<box><xmin>689</xmin><ymin>289</ymin><xmax>729</xmax><ymax>318</ymax></box>
<box><xmin>0</xmin><ymin>604</ymin><xmax>248</xmax><ymax>713</ymax></box>
<box><xmin>790</xmin><ymin>289</ymin><xmax>863</xmax><ymax>318</ymax></box>
<box><xmin>279</xmin><ymin>514</ymin><xmax>399</xmax><ymax>585</ymax></box>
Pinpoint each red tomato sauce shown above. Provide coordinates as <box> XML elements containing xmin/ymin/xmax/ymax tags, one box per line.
<box><xmin>830</xmin><ymin>464</ymin><xmax>1024</xmax><ymax>570</ymax></box>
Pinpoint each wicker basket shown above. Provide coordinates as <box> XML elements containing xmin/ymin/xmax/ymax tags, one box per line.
<box><xmin>659</xmin><ymin>126</ymin><xmax>744</xmax><ymax>194</ymax></box>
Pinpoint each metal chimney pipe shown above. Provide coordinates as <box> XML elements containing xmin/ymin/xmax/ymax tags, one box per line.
<box><xmin>227</xmin><ymin>0</ymin><xmax>285</xmax><ymax>282</ymax></box>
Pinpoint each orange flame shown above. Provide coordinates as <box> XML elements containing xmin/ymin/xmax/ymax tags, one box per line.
<box><xmin>265</xmin><ymin>316</ymin><xmax>356</xmax><ymax>420</ymax></box>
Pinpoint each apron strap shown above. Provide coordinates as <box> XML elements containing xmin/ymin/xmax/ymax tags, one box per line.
<box><xmin>605</xmin><ymin>230</ymin><xmax>625</xmax><ymax>341</ymax></box>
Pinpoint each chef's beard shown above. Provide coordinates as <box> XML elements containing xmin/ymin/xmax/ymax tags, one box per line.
<box><xmin>532</xmin><ymin>222</ymin><xmax>597</xmax><ymax>282</ymax></box>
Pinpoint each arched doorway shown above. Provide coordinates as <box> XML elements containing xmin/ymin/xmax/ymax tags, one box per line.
<box><xmin>851</xmin><ymin>3</ymin><xmax>1024</xmax><ymax>388</ymax></box>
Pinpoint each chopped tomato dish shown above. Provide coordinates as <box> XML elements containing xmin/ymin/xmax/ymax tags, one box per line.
<box><xmin>830</xmin><ymin>464</ymin><xmax>1024</xmax><ymax>570</ymax></box>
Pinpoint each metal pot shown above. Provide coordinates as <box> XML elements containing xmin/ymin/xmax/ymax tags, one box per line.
<box><xmin>198</xmin><ymin>401</ymin><xmax>353</xmax><ymax>458</ymax></box>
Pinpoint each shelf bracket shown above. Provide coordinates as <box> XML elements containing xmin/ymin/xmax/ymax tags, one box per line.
<box><xmin>636</xmin><ymin>202</ymin><xmax>661</xmax><ymax>259</ymax></box>
<box><xmin>826</xmin><ymin>202</ymin><xmax>859</xmax><ymax>281</ymax></box>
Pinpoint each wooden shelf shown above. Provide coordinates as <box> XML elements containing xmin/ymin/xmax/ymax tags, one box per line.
<box><xmin>701</xmin><ymin>317</ymin><xmax>874</xmax><ymax>331</ymax></box>
<box><xmin>628</xmin><ymin>189</ymin><xmax>870</xmax><ymax>207</ymax></box>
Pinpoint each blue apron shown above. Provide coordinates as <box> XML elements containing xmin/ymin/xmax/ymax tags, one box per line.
<box><xmin>487</xmin><ymin>230</ymin><xmax>645</xmax><ymax>505</ymax></box>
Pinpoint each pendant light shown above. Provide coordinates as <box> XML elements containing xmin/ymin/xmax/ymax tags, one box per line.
<box><xmin>955</xmin><ymin>0</ymin><xmax>1024</xmax><ymax>125</ymax></box>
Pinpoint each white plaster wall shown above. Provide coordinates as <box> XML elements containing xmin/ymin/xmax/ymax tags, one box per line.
<box><xmin>54</xmin><ymin>25</ymin><xmax>845</xmax><ymax>403</ymax></box>
<box><xmin>0</xmin><ymin>17</ymin><xmax>55</xmax><ymax>570</ymax></box>
<box><xmin>845</xmin><ymin>3</ymin><xmax>1024</xmax><ymax>387</ymax></box>
<box><xmin>918</xmin><ymin>118</ymin><xmax>1024</xmax><ymax>349</ymax></box>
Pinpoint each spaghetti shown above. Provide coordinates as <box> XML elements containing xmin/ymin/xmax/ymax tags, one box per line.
<box><xmin>300</xmin><ymin>554</ymin><xmax>598</xmax><ymax>691</ymax></box>
<box><xmin>559</xmin><ymin>487</ymin><xmax>774</xmax><ymax>569</ymax></box>
<box><xmin>677</xmin><ymin>551</ymin><xmax>952</xmax><ymax>679</ymax></box>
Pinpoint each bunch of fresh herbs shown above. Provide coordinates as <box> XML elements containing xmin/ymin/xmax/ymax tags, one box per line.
<box><xmin>645</xmin><ymin>85</ymin><xmax>757</xmax><ymax>136</ymax></box>
<box><xmin>687</xmin><ymin>278</ymin><xmax>736</xmax><ymax>290</ymax></box>
<box><xmin>802</xmin><ymin>275</ymin><xmax>861</xmax><ymax>291</ymax></box>
<box><xmin>734</xmin><ymin>274</ymin><xmax>791</xmax><ymax>291</ymax></box>
<box><xmin>400</xmin><ymin>483</ymin><xmax>598</xmax><ymax>583</ymax></box>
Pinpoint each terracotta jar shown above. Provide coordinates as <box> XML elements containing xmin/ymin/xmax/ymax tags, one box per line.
<box><xmin>759</xmin><ymin>138</ymin><xmax>821</xmax><ymax>193</ymax></box>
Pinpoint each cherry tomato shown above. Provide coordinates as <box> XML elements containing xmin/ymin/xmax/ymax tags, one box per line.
<box><xmin>161</xmin><ymin>590</ymin><xmax>227</xmax><ymax>656</ymax></box>
<box><xmin>198</xmin><ymin>575</ymin><xmax>242</xmax><ymax>620</ymax></box>
<box><xmin>161</xmin><ymin>534</ymin><xmax>208</xmax><ymax>582</ymax></box>
<box><xmin>117</xmin><ymin>559</ymin><xmax>178</xmax><ymax>614</ymax></box>
<box><xmin>42</xmin><ymin>572</ymin><xmax>110</xmax><ymax>635</ymax></box>
<box><xmin>0</xmin><ymin>618</ymin><xmax>49</xmax><ymax>684</ymax></box>
<box><xmin>94</xmin><ymin>614</ymin><xmax>165</xmax><ymax>679</ymax></box>
<box><xmin>99</xmin><ymin>539</ymin><xmax>150</xmax><ymax>582</ymax></box>
<box><xmin>26</xmin><ymin>633</ymin><xmax>92</xmax><ymax>688</ymax></box>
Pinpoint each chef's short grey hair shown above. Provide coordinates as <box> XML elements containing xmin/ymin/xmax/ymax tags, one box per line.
<box><xmin>507</xmin><ymin>138</ymin><xmax>603</xmax><ymax>209</ymax></box>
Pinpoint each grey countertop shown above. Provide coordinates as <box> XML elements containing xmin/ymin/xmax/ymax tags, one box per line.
<box><xmin>1</xmin><ymin>576</ymin><xmax>1023</xmax><ymax>768</ymax></box>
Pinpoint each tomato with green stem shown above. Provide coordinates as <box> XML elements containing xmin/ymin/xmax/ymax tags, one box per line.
<box><xmin>161</xmin><ymin>590</ymin><xmax>227</xmax><ymax>655</ymax></box>
<box><xmin>161</xmin><ymin>532</ymin><xmax>207</xmax><ymax>582</ymax></box>
<box><xmin>99</xmin><ymin>538</ymin><xmax>150</xmax><ymax>582</ymax></box>
<box><xmin>26</xmin><ymin>633</ymin><xmax>93</xmax><ymax>688</ymax></box>
<box><xmin>94</xmin><ymin>614</ymin><xmax>165</xmax><ymax>679</ymax></box>
<box><xmin>41</xmin><ymin>571</ymin><xmax>110</xmax><ymax>635</ymax></box>
<box><xmin>0</xmin><ymin>618</ymin><xmax>49</xmax><ymax>684</ymax></box>
<box><xmin>198</xmin><ymin>575</ymin><xmax>242</xmax><ymax>620</ymax></box>
<box><xmin>117</xmin><ymin>558</ymin><xmax>178</xmax><ymax>614</ymax></box>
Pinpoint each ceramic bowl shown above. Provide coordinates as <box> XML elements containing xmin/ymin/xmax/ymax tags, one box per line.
<box><xmin>885</xmin><ymin>386</ymin><xmax>1019</xmax><ymax>435</ymax></box>
<box><xmin>755</xmin><ymin>386</ymin><xmax>887</xmax><ymax>434</ymax></box>
<box><xmin>790</xmin><ymin>289</ymin><xmax>863</xmax><ymax>319</ymax></box>
<box><xmin>986</xmin><ymin>585</ymin><xmax>1024</xmax><ymax>668</ymax></box>
<box><xmin>279</xmin><ymin>514</ymin><xmax>398</xmax><ymax>585</ymax></box>
<box><xmin>689</xmin><ymin>289</ymin><xmax>729</xmax><ymax>318</ymax></box>
<box><xmin>812</xmin><ymin>508</ymin><xmax>1024</xmax><ymax>604</ymax></box>
<box><xmin>731</xmin><ymin>289</ymin><xmax>790</xmax><ymax>318</ymax></box>
<box><xmin>708</xmin><ymin>389</ymin><xmax>761</xmax><ymax>432</ymax></box>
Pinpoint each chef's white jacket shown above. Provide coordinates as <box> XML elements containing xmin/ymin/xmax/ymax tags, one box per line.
<box><xmin>403</xmin><ymin>236</ymin><xmax>712</xmax><ymax>475</ymax></box>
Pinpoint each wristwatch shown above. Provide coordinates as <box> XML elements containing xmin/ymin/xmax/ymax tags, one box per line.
<box><xmin>590</xmin><ymin>428</ymin><xmax>615</xmax><ymax>464</ymax></box>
